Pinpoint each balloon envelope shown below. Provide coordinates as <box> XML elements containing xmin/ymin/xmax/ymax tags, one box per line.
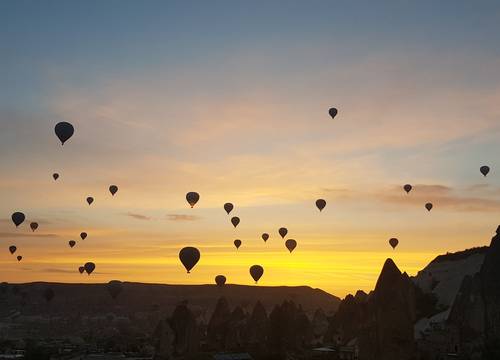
<box><xmin>215</xmin><ymin>275</ymin><xmax>226</xmax><ymax>287</ymax></box>
<box><xmin>9</xmin><ymin>246</ymin><xmax>16</xmax><ymax>254</ymax></box>
<box><xmin>84</xmin><ymin>262</ymin><xmax>95</xmax><ymax>275</ymax></box>
<box><xmin>186</xmin><ymin>192</ymin><xmax>200</xmax><ymax>208</ymax></box>
<box><xmin>30</xmin><ymin>222</ymin><xmax>38</xmax><ymax>232</ymax></box>
<box><xmin>80</xmin><ymin>232</ymin><xmax>87</xmax><ymax>240</ymax></box>
<box><xmin>278</xmin><ymin>227</ymin><xmax>288</xmax><ymax>239</ymax></box>
<box><xmin>68</xmin><ymin>240</ymin><xmax>76</xmax><ymax>248</ymax></box>
<box><xmin>425</xmin><ymin>203</ymin><xmax>433</xmax><ymax>211</ymax></box>
<box><xmin>403</xmin><ymin>184</ymin><xmax>412</xmax><ymax>193</ymax></box>
<box><xmin>78</xmin><ymin>266</ymin><xmax>85</xmax><ymax>274</ymax></box>
<box><xmin>316</xmin><ymin>199</ymin><xmax>326</xmax><ymax>211</ymax></box>
<box><xmin>107</xmin><ymin>280</ymin><xmax>123</xmax><ymax>299</ymax></box>
<box><xmin>17</xmin><ymin>256</ymin><xmax>22</xmax><ymax>262</ymax></box>
<box><xmin>109</xmin><ymin>185</ymin><xmax>118</xmax><ymax>196</ymax></box>
<box><xmin>389</xmin><ymin>238</ymin><xmax>399</xmax><ymax>249</ymax></box>
<box><xmin>234</xmin><ymin>239</ymin><xmax>242</xmax><ymax>249</ymax></box>
<box><xmin>231</xmin><ymin>217</ymin><xmax>240</xmax><ymax>228</ymax></box>
<box><xmin>249</xmin><ymin>265</ymin><xmax>264</xmax><ymax>284</ymax></box>
<box><xmin>262</xmin><ymin>233</ymin><xmax>269</xmax><ymax>242</ymax></box>
<box><xmin>285</xmin><ymin>239</ymin><xmax>297</xmax><ymax>253</ymax></box>
<box><xmin>179</xmin><ymin>247</ymin><xmax>200</xmax><ymax>273</ymax></box>
<box><xmin>86</xmin><ymin>197</ymin><xmax>94</xmax><ymax>205</ymax></box>
<box><xmin>52</xmin><ymin>173</ymin><xmax>59</xmax><ymax>181</ymax></box>
<box><xmin>328</xmin><ymin>107</ymin><xmax>338</xmax><ymax>119</ymax></box>
<box><xmin>54</xmin><ymin>122</ymin><xmax>74</xmax><ymax>145</ymax></box>
<box><xmin>480</xmin><ymin>166</ymin><xmax>490</xmax><ymax>177</ymax></box>
<box><xmin>224</xmin><ymin>203</ymin><xmax>234</xmax><ymax>215</ymax></box>
<box><xmin>11</xmin><ymin>212</ymin><xmax>25</xmax><ymax>227</ymax></box>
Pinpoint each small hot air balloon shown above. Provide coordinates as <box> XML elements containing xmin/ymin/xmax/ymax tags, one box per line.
<box><xmin>234</xmin><ymin>239</ymin><xmax>242</xmax><ymax>249</ymax></box>
<box><xmin>84</xmin><ymin>262</ymin><xmax>95</xmax><ymax>275</ymax></box>
<box><xmin>224</xmin><ymin>203</ymin><xmax>234</xmax><ymax>215</ymax></box>
<box><xmin>186</xmin><ymin>192</ymin><xmax>200</xmax><ymax>208</ymax></box>
<box><xmin>231</xmin><ymin>217</ymin><xmax>240</xmax><ymax>228</ymax></box>
<box><xmin>316</xmin><ymin>199</ymin><xmax>326</xmax><ymax>211</ymax></box>
<box><xmin>54</xmin><ymin>122</ymin><xmax>75</xmax><ymax>145</ymax></box>
<box><xmin>17</xmin><ymin>256</ymin><xmax>22</xmax><ymax>262</ymax></box>
<box><xmin>425</xmin><ymin>203</ymin><xmax>433</xmax><ymax>212</ymax></box>
<box><xmin>68</xmin><ymin>240</ymin><xmax>76</xmax><ymax>248</ymax></box>
<box><xmin>86</xmin><ymin>197</ymin><xmax>94</xmax><ymax>205</ymax></box>
<box><xmin>285</xmin><ymin>239</ymin><xmax>297</xmax><ymax>253</ymax></box>
<box><xmin>215</xmin><ymin>275</ymin><xmax>226</xmax><ymax>287</ymax></box>
<box><xmin>43</xmin><ymin>287</ymin><xmax>55</xmax><ymax>303</ymax></box>
<box><xmin>278</xmin><ymin>227</ymin><xmax>288</xmax><ymax>239</ymax></box>
<box><xmin>179</xmin><ymin>247</ymin><xmax>200</xmax><ymax>273</ymax></box>
<box><xmin>9</xmin><ymin>246</ymin><xmax>17</xmax><ymax>254</ymax></box>
<box><xmin>403</xmin><ymin>184</ymin><xmax>412</xmax><ymax>194</ymax></box>
<box><xmin>109</xmin><ymin>185</ymin><xmax>118</xmax><ymax>196</ymax></box>
<box><xmin>107</xmin><ymin>280</ymin><xmax>123</xmax><ymax>300</ymax></box>
<box><xmin>52</xmin><ymin>173</ymin><xmax>59</xmax><ymax>181</ymax></box>
<box><xmin>328</xmin><ymin>107</ymin><xmax>338</xmax><ymax>119</ymax></box>
<box><xmin>262</xmin><ymin>233</ymin><xmax>269</xmax><ymax>242</ymax></box>
<box><xmin>11</xmin><ymin>212</ymin><xmax>25</xmax><ymax>227</ymax></box>
<box><xmin>249</xmin><ymin>265</ymin><xmax>264</xmax><ymax>284</ymax></box>
<box><xmin>78</xmin><ymin>266</ymin><xmax>85</xmax><ymax>274</ymax></box>
<box><xmin>389</xmin><ymin>238</ymin><xmax>399</xmax><ymax>249</ymax></box>
<box><xmin>480</xmin><ymin>166</ymin><xmax>490</xmax><ymax>177</ymax></box>
<box><xmin>80</xmin><ymin>232</ymin><xmax>87</xmax><ymax>240</ymax></box>
<box><xmin>30</xmin><ymin>222</ymin><xmax>38</xmax><ymax>232</ymax></box>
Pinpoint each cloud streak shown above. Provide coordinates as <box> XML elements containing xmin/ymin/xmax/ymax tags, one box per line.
<box><xmin>166</xmin><ymin>214</ymin><xmax>201</xmax><ymax>222</ymax></box>
<box><xmin>124</xmin><ymin>212</ymin><xmax>151</xmax><ymax>221</ymax></box>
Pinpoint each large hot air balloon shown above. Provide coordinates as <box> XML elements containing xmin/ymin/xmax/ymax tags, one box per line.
<box><xmin>425</xmin><ymin>203</ymin><xmax>433</xmax><ymax>212</ymax></box>
<box><xmin>215</xmin><ymin>275</ymin><xmax>226</xmax><ymax>287</ymax></box>
<box><xmin>109</xmin><ymin>185</ymin><xmax>118</xmax><ymax>196</ymax></box>
<box><xmin>78</xmin><ymin>266</ymin><xmax>85</xmax><ymax>274</ymax></box>
<box><xmin>9</xmin><ymin>246</ymin><xmax>16</xmax><ymax>254</ymax></box>
<box><xmin>107</xmin><ymin>280</ymin><xmax>123</xmax><ymax>300</ymax></box>
<box><xmin>17</xmin><ymin>256</ymin><xmax>22</xmax><ymax>262</ymax></box>
<box><xmin>84</xmin><ymin>262</ymin><xmax>95</xmax><ymax>275</ymax></box>
<box><xmin>179</xmin><ymin>247</ymin><xmax>200</xmax><ymax>273</ymax></box>
<box><xmin>186</xmin><ymin>192</ymin><xmax>200</xmax><ymax>208</ymax></box>
<box><xmin>68</xmin><ymin>240</ymin><xmax>76</xmax><ymax>248</ymax></box>
<box><xmin>389</xmin><ymin>238</ymin><xmax>399</xmax><ymax>249</ymax></box>
<box><xmin>52</xmin><ymin>173</ymin><xmax>59</xmax><ymax>181</ymax></box>
<box><xmin>262</xmin><ymin>233</ymin><xmax>269</xmax><ymax>242</ymax></box>
<box><xmin>316</xmin><ymin>199</ymin><xmax>326</xmax><ymax>212</ymax></box>
<box><xmin>328</xmin><ymin>107</ymin><xmax>338</xmax><ymax>119</ymax></box>
<box><xmin>54</xmin><ymin>122</ymin><xmax>74</xmax><ymax>145</ymax></box>
<box><xmin>249</xmin><ymin>265</ymin><xmax>264</xmax><ymax>284</ymax></box>
<box><xmin>403</xmin><ymin>184</ymin><xmax>412</xmax><ymax>194</ymax></box>
<box><xmin>234</xmin><ymin>239</ymin><xmax>242</xmax><ymax>249</ymax></box>
<box><xmin>86</xmin><ymin>197</ymin><xmax>94</xmax><ymax>205</ymax></box>
<box><xmin>278</xmin><ymin>227</ymin><xmax>288</xmax><ymax>239</ymax></box>
<box><xmin>480</xmin><ymin>166</ymin><xmax>490</xmax><ymax>177</ymax></box>
<box><xmin>285</xmin><ymin>239</ymin><xmax>297</xmax><ymax>253</ymax></box>
<box><xmin>11</xmin><ymin>212</ymin><xmax>25</xmax><ymax>227</ymax></box>
<box><xmin>30</xmin><ymin>222</ymin><xmax>38</xmax><ymax>232</ymax></box>
<box><xmin>80</xmin><ymin>232</ymin><xmax>87</xmax><ymax>240</ymax></box>
<box><xmin>231</xmin><ymin>217</ymin><xmax>240</xmax><ymax>228</ymax></box>
<box><xmin>224</xmin><ymin>203</ymin><xmax>234</xmax><ymax>215</ymax></box>
<box><xmin>43</xmin><ymin>287</ymin><xmax>55</xmax><ymax>303</ymax></box>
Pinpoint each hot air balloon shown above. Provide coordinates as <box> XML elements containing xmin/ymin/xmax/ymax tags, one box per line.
<box><xmin>80</xmin><ymin>232</ymin><xmax>87</xmax><ymax>240</ymax></box>
<box><xmin>107</xmin><ymin>280</ymin><xmax>123</xmax><ymax>300</ymax></box>
<box><xmin>262</xmin><ymin>233</ymin><xmax>269</xmax><ymax>242</ymax></box>
<box><xmin>43</xmin><ymin>287</ymin><xmax>55</xmax><ymax>303</ymax></box>
<box><xmin>249</xmin><ymin>265</ymin><xmax>264</xmax><ymax>284</ymax></box>
<box><xmin>11</xmin><ymin>212</ymin><xmax>25</xmax><ymax>227</ymax></box>
<box><xmin>224</xmin><ymin>203</ymin><xmax>234</xmax><ymax>215</ymax></box>
<box><xmin>480</xmin><ymin>166</ymin><xmax>490</xmax><ymax>177</ymax></box>
<box><xmin>278</xmin><ymin>227</ymin><xmax>288</xmax><ymax>239</ymax></box>
<box><xmin>403</xmin><ymin>184</ymin><xmax>412</xmax><ymax>194</ymax></box>
<box><xmin>425</xmin><ymin>203</ymin><xmax>433</xmax><ymax>211</ymax></box>
<box><xmin>54</xmin><ymin>122</ymin><xmax>74</xmax><ymax>145</ymax></box>
<box><xmin>215</xmin><ymin>275</ymin><xmax>226</xmax><ymax>287</ymax></box>
<box><xmin>328</xmin><ymin>107</ymin><xmax>338</xmax><ymax>119</ymax></box>
<box><xmin>68</xmin><ymin>240</ymin><xmax>76</xmax><ymax>248</ymax></box>
<box><xmin>316</xmin><ymin>199</ymin><xmax>326</xmax><ymax>211</ymax></box>
<box><xmin>30</xmin><ymin>222</ymin><xmax>38</xmax><ymax>232</ymax></box>
<box><xmin>179</xmin><ymin>247</ymin><xmax>200</xmax><ymax>273</ymax></box>
<box><xmin>186</xmin><ymin>192</ymin><xmax>200</xmax><ymax>208</ymax></box>
<box><xmin>231</xmin><ymin>217</ymin><xmax>240</xmax><ymax>228</ymax></box>
<box><xmin>84</xmin><ymin>262</ymin><xmax>95</xmax><ymax>275</ymax></box>
<box><xmin>78</xmin><ymin>266</ymin><xmax>85</xmax><ymax>274</ymax></box>
<box><xmin>109</xmin><ymin>185</ymin><xmax>118</xmax><ymax>196</ymax></box>
<box><xmin>9</xmin><ymin>246</ymin><xmax>16</xmax><ymax>254</ymax></box>
<box><xmin>86</xmin><ymin>197</ymin><xmax>94</xmax><ymax>205</ymax></box>
<box><xmin>234</xmin><ymin>239</ymin><xmax>242</xmax><ymax>249</ymax></box>
<box><xmin>52</xmin><ymin>173</ymin><xmax>59</xmax><ymax>181</ymax></box>
<box><xmin>17</xmin><ymin>256</ymin><xmax>22</xmax><ymax>262</ymax></box>
<box><xmin>285</xmin><ymin>239</ymin><xmax>297</xmax><ymax>253</ymax></box>
<box><xmin>389</xmin><ymin>238</ymin><xmax>399</xmax><ymax>249</ymax></box>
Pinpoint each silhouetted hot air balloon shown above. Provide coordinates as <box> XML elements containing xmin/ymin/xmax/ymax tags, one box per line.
<box><xmin>43</xmin><ymin>287</ymin><xmax>55</xmax><ymax>303</ymax></box>
<box><xmin>9</xmin><ymin>246</ymin><xmax>16</xmax><ymax>254</ymax></box>
<box><xmin>234</xmin><ymin>239</ymin><xmax>242</xmax><ymax>249</ymax></box>
<box><xmin>262</xmin><ymin>233</ymin><xmax>269</xmax><ymax>242</ymax></box>
<box><xmin>86</xmin><ymin>197</ymin><xmax>94</xmax><ymax>205</ymax></box>
<box><xmin>186</xmin><ymin>192</ymin><xmax>200</xmax><ymax>208</ymax></box>
<box><xmin>84</xmin><ymin>262</ymin><xmax>95</xmax><ymax>275</ymax></box>
<box><xmin>68</xmin><ymin>240</ymin><xmax>76</xmax><ymax>248</ymax></box>
<box><xmin>285</xmin><ymin>239</ymin><xmax>297</xmax><ymax>253</ymax></box>
<box><xmin>52</xmin><ymin>173</ymin><xmax>59</xmax><ymax>181</ymax></box>
<box><xmin>403</xmin><ymin>184</ymin><xmax>412</xmax><ymax>194</ymax></box>
<box><xmin>107</xmin><ymin>280</ymin><xmax>123</xmax><ymax>300</ymax></box>
<box><xmin>278</xmin><ymin>227</ymin><xmax>288</xmax><ymax>239</ymax></box>
<box><xmin>54</xmin><ymin>122</ymin><xmax>74</xmax><ymax>145</ymax></box>
<box><xmin>11</xmin><ymin>212</ymin><xmax>25</xmax><ymax>227</ymax></box>
<box><xmin>316</xmin><ymin>199</ymin><xmax>326</xmax><ymax>211</ymax></box>
<box><xmin>224</xmin><ymin>203</ymin><xmax>234</xmax><ymax>215</ymax></box>
<box><xmin>30</xmin><ymin>222</ymin><xmax>38</xmax><ymax>232</ymax></box>
<box><xmin>389</xmin><ymin>238</ymin><xmax>399</xmax><ymax>249</ymax></box>
<box><xmin>215</xmin><ymin>275</ymin><xmax>226</xmax><ymax>287</ymax></box>
<box><xmin>480</xmin><ymin>166</ymin><xmax>490</xmax><ymax>177</ymax></box>
<box><xmin>425</xmin><ymin>203</ymin><xmax>433</xmax><ymax>212</ymax></box>
<box><xmin>78</xmin><ymin>266</ymin><xmax>85</xmax><ymax>274</ymax></box>
<box><xmin>17</xmin><ymin>256</ymin><xmax>22</xmax><ymax>262</ymax></box>
<box><xmin>109</xmin><ymin>185</ymin><xmax>118</xmax><ymax>196</ymax></box>
<box><xmin>80</xmin><ymin>232</ymin><xmax>87</xmax><ymax>240</ymax></box>
<box><xmin>231</xmin><ymin>217</ymin><xmax>240</xmax><ymax>228</ymax></box>
<box><xmin>328</xmin><ymin>107</ymin><xmax>338</xmax><ymax>119</ymax></box>
<box><xmin>179</xmin><ymin>247</ymin><xmax>200</xmax><ymax>273</ymax></box>
<box><xmin>249</xmin><ymin>265</ymin><xmax>264</xmax><ymax>284</ymax></box>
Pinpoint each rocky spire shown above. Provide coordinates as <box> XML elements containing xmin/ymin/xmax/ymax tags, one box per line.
<box><xmin>207</xmin><ymin>297</ymin><xmax>232</xmax><ymax>350</ymax></box>
<box><xmin>168</xmin><ymin>302</ymin><xmax>199</xmax><ymax>356</ymax></box>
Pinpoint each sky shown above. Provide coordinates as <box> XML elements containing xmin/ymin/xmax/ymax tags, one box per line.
<box><xmin>1</xmin><ymin>0</ymin><xmax>500</xmax><ymax>297</ymax></box>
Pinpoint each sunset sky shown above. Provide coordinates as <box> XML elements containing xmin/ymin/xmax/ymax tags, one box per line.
<box><xmin>1</xmin><ymin>1</ymin><xmax>500</xmax><ymax>297</ymax></box>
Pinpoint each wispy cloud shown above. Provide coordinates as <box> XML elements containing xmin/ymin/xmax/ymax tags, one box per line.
<box><xmin>166</xmin><ymin>214</ymin><xmax>201</xmax><ymax>222</ymax></box>
<box><xmin>0</xmin><ymin>232</ymin><xmax>58</xmax><ymax>238</ymax></box>
<box><xmin>124</xmin><ymin>212</ymin><xmax>151</xmax><ymax>221</ymax></box>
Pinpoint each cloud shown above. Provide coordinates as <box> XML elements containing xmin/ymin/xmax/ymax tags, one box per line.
<box><xmin>124</xmin><ymin>212</ymin><xmax>151</xmax><ymax>221</ymax></box>
<box><xmin>167</xmin><ymin>214</ymin><xmax>201</xmax><ymax>222</ymax></box>
<box><xmin>42</xmin><ymin>268</ymin><xmax>76</xmax><ymax>274</ymax></box>
<box><xmin>0</xmin><ymin>232</ymin><xmax>58</xmax><ymax>238</ymax></box>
